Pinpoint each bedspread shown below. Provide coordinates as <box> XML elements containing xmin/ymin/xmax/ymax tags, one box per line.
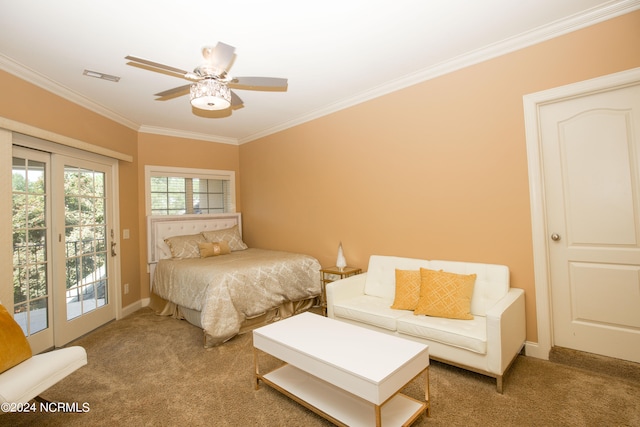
<box><xmin>152</xmin><ymin>248</ymin><xmax>321</xmax><ymax>345</ymax></box>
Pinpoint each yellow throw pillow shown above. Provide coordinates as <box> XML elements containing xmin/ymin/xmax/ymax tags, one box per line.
<box><xmin>0</xmin><ymin>304</ymin><xmax>32</xmax><ymax>373</ymax></box>
<box><xmin>390</xmin><ymin>269</ymin><xmax>421</xmax><ymax>310</ymax></box>
<box><xmin>198</xmin><ymin>241</ymin><xmax>231</xmax><ymax>258</ymax></box>
<box><xmin>414</xmin><ymin>268</ymin><xmax>476</xmax><ymax>320</ymax></box>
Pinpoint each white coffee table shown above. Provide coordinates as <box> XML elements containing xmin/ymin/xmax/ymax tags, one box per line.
<box><xmin>253</xmin><ymin>312</ymin><xmax>430</xmax><ymax>427</ymax></box>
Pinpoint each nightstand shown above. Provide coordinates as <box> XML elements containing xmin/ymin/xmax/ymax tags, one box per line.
<box><xmin>319</xmin><ymin>266</ymin><xmax>362</xmax><ymax>316</ymax></box>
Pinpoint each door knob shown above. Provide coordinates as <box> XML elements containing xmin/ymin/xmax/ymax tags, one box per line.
<box><xmin>551</xmin><ymin>233</ymin><xmax>561</xmax><ymax>241</ymax></box>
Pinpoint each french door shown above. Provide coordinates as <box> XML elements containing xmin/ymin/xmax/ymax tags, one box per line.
<box><xmin>12</xmin><ymin>144</ymin><xmax>118</xmax><ymax>353</ymax></box>
<box><xmin>52</xmin><ymin>155</ymin><xmax>116</xmax><ymax>346</ymax></box>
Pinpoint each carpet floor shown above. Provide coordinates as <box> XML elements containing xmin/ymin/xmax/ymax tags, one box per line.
<box><xmin>2</xmin><ymin>307</ymin><xmax>639</xmax><ymax>426</ymax></box>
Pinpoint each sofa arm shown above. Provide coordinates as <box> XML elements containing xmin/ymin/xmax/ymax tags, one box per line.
<box><xmin>485</xmin><ymin>288</ymin><xmax>526</xmax><ymax>375</ymax></box>
<box><xmin>326</xmin><ymin>273</ymin><xmax>368</xmax><ymax>318</ymax></box>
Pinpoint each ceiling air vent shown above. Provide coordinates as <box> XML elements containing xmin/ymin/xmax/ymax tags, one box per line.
<box><xmin>83</xmin><ymin>69</ymin><xmax>120</xmax><ymax>82</ymax></box>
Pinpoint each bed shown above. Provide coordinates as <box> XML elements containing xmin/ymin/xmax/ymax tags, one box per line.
<box><xmin>147</xmin><ymin>213</ymin><xmax>321</xmax><ymax>347</ymax></box>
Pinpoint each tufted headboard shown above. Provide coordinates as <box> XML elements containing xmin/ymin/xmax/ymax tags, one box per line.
<box><xmin>147</xmin><ymin>213</ymin><xmax>242</xmax><ymax>265</ymax></box>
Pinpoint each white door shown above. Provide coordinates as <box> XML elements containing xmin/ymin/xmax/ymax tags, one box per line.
<box><xmin>12</xmin><ymin>147</ymin><xmax>54</xmax><ymax>354</ymax></box>
<box><xmin>52</xmin><ymin>155</ymin><xmax>116</xmax><ymax>346</ymax></box>
<box><xmin>539</xmin><ymin>83</ymin><xmax>640</xmax><ymax>363</ymax></box>
<box><xmin>8</xmin><ymin>133</ymin><xmax>120</xmax><ymax>352</ymax></box>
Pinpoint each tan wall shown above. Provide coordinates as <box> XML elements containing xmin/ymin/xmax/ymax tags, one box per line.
<box><xmin>0</xmin><ymin>10</ymin><xmax>638</xmax><ymax>342</ymax></box>
<box><xmin>136</xmin><ymin>133</ymin><xmax>240</xmax><ymax>296</ymax></box>
<box><xmin>0</xmin><ymin>69</ymin><xmax>141</xmax><ymax>307</ymax></box>
<box><xmin>239</xmin><ymin>11</ymin><xmax>640</xmax><ymax>343</ymax></box>
<box><xmin>117</xmin><ymin>157</ymin><xmax>141</xmax><ymax>307</ymax></box>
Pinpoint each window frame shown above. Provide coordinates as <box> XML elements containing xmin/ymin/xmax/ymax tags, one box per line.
<box><xmin>144</xmin><ymin>165</ymin><xmax>236</xmax><ymax>216</ymax></box>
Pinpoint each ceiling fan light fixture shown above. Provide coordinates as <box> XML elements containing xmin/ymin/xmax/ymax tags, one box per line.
<box><xmin>190</xmin><ymin>79</ymin><xmax>231</xmax><ymax>110</ymax></box>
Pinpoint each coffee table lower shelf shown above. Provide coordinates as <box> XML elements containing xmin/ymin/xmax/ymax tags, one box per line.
<box><xmin>259</xmin><ymin>364</ymin><xmax>427</xmax><ymax>427</ymax></box>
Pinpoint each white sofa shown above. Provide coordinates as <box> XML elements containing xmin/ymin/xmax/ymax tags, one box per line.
<box><xmin>0</xmin><ymin>347</ymin><xmax>87</xmax><ymax>404</ymax></box>
<box><xmin>326</xmin><ymin>255</ymin><xmax>525</xmax><ymax>392</ymax></box>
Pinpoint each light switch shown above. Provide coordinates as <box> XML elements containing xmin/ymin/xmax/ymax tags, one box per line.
<box><xmin>123</xmin><ymin>229</ymin><xmax>130</xmax><ymax>239</ymax></box>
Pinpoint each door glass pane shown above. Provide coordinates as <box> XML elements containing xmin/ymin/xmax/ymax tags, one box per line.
<box><xmin>12</xmin><ymin>157</ymin><xmax>49</xmax><ymax>336</ymax></box>
<box><xmin>64</xmin><ymin>166</ymin><xmax>108</xmax><ymax>320</ymax></box>
<box><xmin>29</xmin><ymin>297</ymin><xmax>48</xmax><ymax>334</ymax></box>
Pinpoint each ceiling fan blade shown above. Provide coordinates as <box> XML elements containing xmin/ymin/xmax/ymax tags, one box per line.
<box><xmin>154</xmin><ymin>84</ymin><xmax>191</xmax><ymax>99</ymax></box>
<box><xmin>230</xmin><ymin>90</ymin><xmax>243</xmax><ymax>107</ymax></box>
<box><xmin>203</xmin><ymin>42</ymin><xmax>236</xmax><ymax>74</ymax></box>
<box><xmin>229</xmin><ymin>77</ymin><xmax>288</xmax><ymax>91</ymax></box>
<box><xmin>125</xmin><ymin>55</ymin><xmax>189</xmax><ymax>75</ymax></box>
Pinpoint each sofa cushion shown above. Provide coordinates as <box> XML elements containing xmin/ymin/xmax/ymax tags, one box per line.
<box><xmin>414</xmin><ymin>268</ymin><xmax>476</xmax><ymax>320</ymax></box>
<box><xmin>390</xmin><ymin>269</ymin><xmax>421</xmax><ymax>310</ymax></box>
<box><xmin>364</xmin><ymin>255</ymin><xmax>431</xmax><ymax>300</ymax></box>
<box><xmin>333</xmin><ymin>295</ymin><xmax>404</xmax><ymax>331</ymax></box>
<box><xmin>397</xmin><ymin>313</ymin><xmax>487</xmax><ymax>354</ymax></box>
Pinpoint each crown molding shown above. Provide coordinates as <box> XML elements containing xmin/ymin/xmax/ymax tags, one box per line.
<box><xmin>138</xmin><ymin>125</ymin><xmax>238</xmax><ymax>145</ymax></box>
<box><xmin>0</xmin><ymin>53</ymin><xmax>239</xmax><ymax>145</ymax></box>
<box><xmin>1</xmin><ymin>1</ymin><xmax>638</xmax><ymax>145</ymax></box>
<box><xmin>239</xmin><ymin>0</ymin><xmax>640</xmax><ymax>144</ymax></box>
<box><xmin>0</xmin><ymin>53</ymin><xmax>139</xmax><ymax>131</ymax></box>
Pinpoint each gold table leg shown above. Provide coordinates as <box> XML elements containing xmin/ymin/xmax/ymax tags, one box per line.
<box><xmin>375</xmin><ymin>404</ymin><xmax>382</xmax><ymax>427</ymax></box>
<box><xmin>425</xmin><ymin>366</ymin><xmax>431</xmax><ymax>417</ymax></box>
<box><xmin>253</xmin><ymin>346</ymin><xmax>261</xmax><ymax>390</ymax></box>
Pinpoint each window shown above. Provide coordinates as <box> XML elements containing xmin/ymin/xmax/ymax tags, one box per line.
<box><xmin>145</xmin><ymin>166</ymin><xmax>235</xmax><ymax>215</ymax></box>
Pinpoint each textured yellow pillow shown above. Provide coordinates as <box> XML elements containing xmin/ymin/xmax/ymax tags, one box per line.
<box><xmin>0</xmin><ymin>304</ymin><xmax>32</xmax><ymax>373</ymax></box>
<box><xmin>198</xmin><ymin>241</ymin><xmax>231</xmax><ymax>258</ymax></box>
<box><xmin>390</xmin><ymin>269</ymin><xmax>421</xmax><ymax>310</ymax></box>
<box><xmin>414</xmin><ymin>268</ymin><xmax>476</xmax><ymax>320</ymax></box>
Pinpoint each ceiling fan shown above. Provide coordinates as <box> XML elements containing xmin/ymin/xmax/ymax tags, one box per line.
<box><xmin>125</xmin><ymin>42</ymin><xmax>287</xmax><ymax>111</ymax></box>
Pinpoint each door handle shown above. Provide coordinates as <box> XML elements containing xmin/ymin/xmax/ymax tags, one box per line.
<box><xmin>551</xmin><ymin>233</ymin><xmax>561</xmax><ymax>241</ymax></box>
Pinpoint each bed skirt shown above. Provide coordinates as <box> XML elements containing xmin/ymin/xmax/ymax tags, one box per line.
<box><xmin>149</xmin><ymin>292</ymin><xmax>319</xmax><ymax>347</ymax></box>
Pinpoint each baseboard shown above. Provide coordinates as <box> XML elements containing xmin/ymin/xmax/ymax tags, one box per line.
<box><xmin>524</xmin><ymin>341</ymin><xmax>549</xmax><ymax>360</ymax></box>
<box><xmin>120</xmin><ymin>298</ymin><xmax>150</xmax><ymax>318</ymax></box>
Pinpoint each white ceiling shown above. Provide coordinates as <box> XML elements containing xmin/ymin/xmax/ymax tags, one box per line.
<box><xmin>0</xmin><ymin>0</ymin><xmax>637</xmax><ymax>144</ymax></box>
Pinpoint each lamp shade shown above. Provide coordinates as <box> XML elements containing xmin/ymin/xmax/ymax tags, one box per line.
<box><xmin>190</xmin><ymin>79</ymin><xmax>231</xmax><ymax>110</ymax></box>
<box><xmin>336</xmin><ymin>242</ymin><xmax>347</xmax><ymax>271</ymax></box>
